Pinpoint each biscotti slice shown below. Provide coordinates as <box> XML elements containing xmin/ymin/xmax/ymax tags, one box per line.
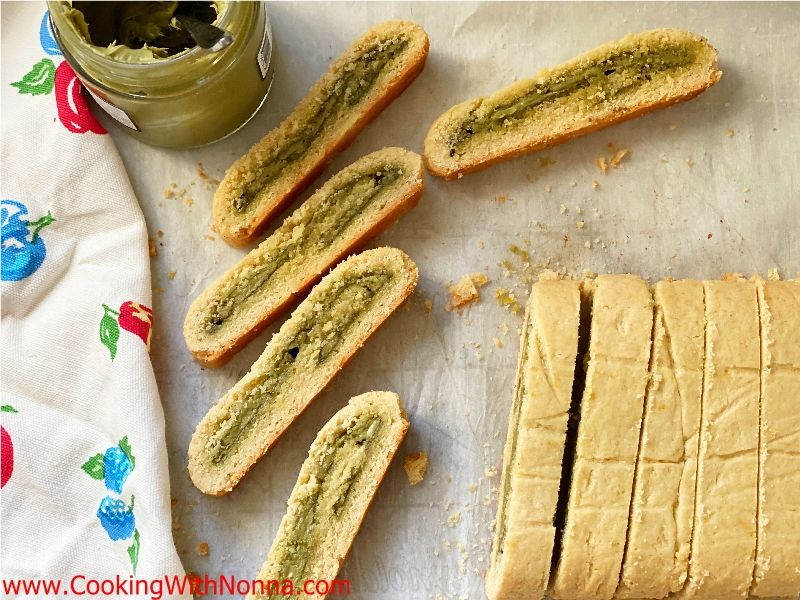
<box><xmin>214</xmin><ymin>21</ymin><xmax>429</xmax><ymax>246</ymax></box>
<box><xmin>188</xmin><ymin>248</ymin><xmax>417</xmax><ymax>495</ymax></box>
<box><xmin>551</xmin><ymin>275</ymin><xmax>653</xmax><ymax>600</ymax></box>
<box><xmin>185</xmin><ymin>148</ymin><xmax>424</xmax><ymax>367</ymax></box>
<box><xmin>751</xmin><ymin>280</ymin><xmax>800</xmax><ymax>598</ymax></box>
<box><xmin>679</xmin><ymin>280</ymin><xmax>759</xmax><ymax>599</ymax></box>
<box><xmin>247</xmin><ymin>391</ymin><xmax>408</xmax><ymax>600</ymax></box>
<box><xmin>616</xmin><ymin>280</ymin><xmax>704</xmax><ymax>598</ymax></box>
<box><xmin>424</xmin><ymin>29</ymin><xmax>721</xmax><ymax>179</ymax></box>
<box><xmin>486</xmin><ymin>276</ymin><xmax>581</xmax><ymax>600</ymax></box>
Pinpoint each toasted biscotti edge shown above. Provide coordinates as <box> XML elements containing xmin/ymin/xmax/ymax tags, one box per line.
<box><xmin>248</xmin><ymin>391</ymin><xmax>409</xmax><ymax>598</ymax></box>
<box><xmin>185</xmin><ymin>148</ymin><xmax>425</xmax><ymax>367</ymax></box>
<box><xmin>214</xmin><ymin>21</ymin><xmax>430</xmax><ymax>246</ymax></box>
<box><xmin>424</xmin><ymin>29</ymin><xmax>721</xmax><ymax>179</ymax></box>
<box><xmin>187</xmin><ymin>248</ymin><xmax>419</xmax><ymax>495</ymax></box>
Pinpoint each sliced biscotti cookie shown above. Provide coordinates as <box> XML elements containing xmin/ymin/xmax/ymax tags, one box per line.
<box><xmin>751</xmin><ymin>280</ymin><xmax>800</xmax><ymax>598</ymax></box>
<box><xmin>486</xmin><ymin>276</ymin><xmax>581</xmax><ymax>600</ymax></box>
<box><xmin>424</xmin><ymin>29</ymin><xmax>720</xmax><ymax>179</ymax></box>
<box><xmin>551</xmin><ymin>275</ymin><xmax>653</xmax><ymax>600</ymax></box>
<box><xmin>616</xmin><ymin>280</ymin><xmax>704</xmax><ymax>598</ymax></box>
<box><xmin>214</xmin><ymin>21</ymin><xmax>429</xmax><ymax>246</ymax></box>
<box><xmin>247</xmin><ymin>391</ymin><xmax>408</xmax><ymax>600</ymax></box>
<box><xmin>188</xmin><ymin>248</ymin><xmax>417</xmax><ymax>495</ymax></box>
<box><xmin>679</xmin><ymin>279</ymin><xmax>760</xmax><ymax>599</ymax></box>
<box><xmin>185</xmin><ymin>148</ymin><xmax>424</xmax><ymax>367</ymax></box>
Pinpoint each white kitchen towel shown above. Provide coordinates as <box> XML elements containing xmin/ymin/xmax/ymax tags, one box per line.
<box><xmin>1</xmin><ymin>2</ymin><xmax>189</xmax><ymax>596</ymax></box>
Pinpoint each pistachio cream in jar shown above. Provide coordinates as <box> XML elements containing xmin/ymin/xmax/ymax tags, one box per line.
<box><xmin>47</xmin><ymin>1</ymin><xmax>273</xmax><ymax>148</ymax></box>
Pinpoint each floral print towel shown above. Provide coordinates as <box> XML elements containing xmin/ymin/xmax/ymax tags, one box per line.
<box><xmin>1</xmin><ymin>2</ymin><xmax>188</xmax><ymax>593</ymax></box>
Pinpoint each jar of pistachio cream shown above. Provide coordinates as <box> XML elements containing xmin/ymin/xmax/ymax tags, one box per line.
<box><xmin>47</xmin><ymin>1</ymin><xmax>273</xmax><ymax>148</ymax></box>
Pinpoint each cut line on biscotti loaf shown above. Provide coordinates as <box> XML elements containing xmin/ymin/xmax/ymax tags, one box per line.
<box><xmin>185</xmin><ymin>148</ymin><xmax>424</xmax><ymax>367</ymax></box>
<box><xmin>247</xmin><ymin>391</ymin><xmax>408</xmax><ymax>600</ymax></box>
<box><xmin>550</xmin><ymin>274</ymin><xmax>653</xmax><ymax>600</ymax></box>
<box><xmin>424</xmin><ymin>29</ymin><xmax>721</xmax><ymax>179</ymax></box>
<box><xmin>486</xmin><ymin>275</ymin><xmax>581</xmax><ymax>600</ymax></box>
<box><xmin>187</xmin><ymin>248</ymin><xmax>418</xmax><ymax>495</ymax></box>
<box><xmin>677</xmin><ymin>279</ymin><xmax>759</xmax><ymax>600</ymax></box>
<box><xmin>213</xmin><ymin>21</ymin><xmax>429</xmax><ymax>246</ymax></box>
<box><xmin>750</xmin><ymin>279</ymin><xmax>800</xmax><ymax>598</ymax></box>
<box><xmin>616</xmin><ymin>280</ymin><xmax>704</xmax><ymax>599</ymax></box>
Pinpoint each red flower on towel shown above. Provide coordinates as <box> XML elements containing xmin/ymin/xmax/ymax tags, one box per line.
<box><xmin>54</xmin><ymin>61</ymin><xmax>107</xmax><ymax>135</ymax></box>
<box><xmin>1</xmin><ymin>405</ymin><xmax>18</xmax><ymax>489</ymax></box>
<box><xmin>100</xmin><ymin>301</ymin><xmax>153</xmax><ymax>360</ymax></box>
<box><xmin>9</xmin><ymin>10</ymin><xmax>107</xmax><ymax>135</ymax></box>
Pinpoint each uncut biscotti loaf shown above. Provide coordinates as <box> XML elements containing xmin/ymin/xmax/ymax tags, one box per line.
<box><xmin>751</xmin><ymin>280</ymin><xmax>800</xmax><ymax>598</ymax></box>
<box><xmin>214</xmin><ymin>21</ymin><xmax>429</xmax><ymax>246</ymax></box>
<box><xmin>185</xmin><ymin>148</ymin><xmax>424</xmax><ymax>367</ymax></box>
<box><xmin>188</xmin><ymin>248</ymin><xmax>418</xmax><ymax>495</ymax></box>
<box><xmin>551</xmin><ymin>275</ymin><xmax>653</xmax><ymax>600</ymax></box>
<box><xmin>486</xmin><ymin>276</ymin><xmax>581</xmax><ymax>600</ymax></box>
<box><xmin>424</xmin><ymin>29</ymin><xmax>721</xmax><ymax>179</ymax></box>
<box><xmin>616</xmin><ymin>280</ymin><xmax>704</xmax><ymax>598</ymax></box>
<box><xmin>678</xmin><ymin>279</ymin><xmax>760</xmax><ymax>600</ymax></box>
<box><xmin>247</xmin><ymin>391</ymin><xmax>408</xmax><ymax>600</ymax></box>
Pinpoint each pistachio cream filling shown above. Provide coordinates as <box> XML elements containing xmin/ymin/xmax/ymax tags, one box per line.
<box><xmin>207</xmin><ymin>270</ymin><xmax>392</xmax><ymax>463</ymax></box>
<box><xmin>233</xmin><ymin>36</ymin><xmax>411</xmax><ymax>211</ymax></box>
<box><xmin>65</xmin><ymin>1</ymin><xmax>224</xmax><ymax>63</ymax></box>
<box><xmin>448</xmin><ymin>44</ymin><xmax>695</xmax><ymax>155</ymax></box>
<box><xmin>273</xmin><ymin>413</ymin><xmax>382</xmax><ymax>586</ymax></box>
<box><xmin>203</xmin><ymin>166</ymin><xmax>405</xmax><ymax>334</ymax></box>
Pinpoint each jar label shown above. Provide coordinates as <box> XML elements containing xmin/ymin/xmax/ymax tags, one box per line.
<box><xmin>257</xmin><ymin>14</ymin><xmax>271</xmax><ymax>79</ymax></box>
<box><xmin>85</xmin><ymin>87</ymin><xmax>139</xmax><ymax>131</ymax></box>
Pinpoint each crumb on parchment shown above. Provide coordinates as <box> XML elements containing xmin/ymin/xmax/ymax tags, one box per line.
<box><xmin>196</xmin><ymin>162</ymin><xmax>221</xmax><ymax>186</ymax></box>
<box><xmin>446</xmin><ymin>273</ymin><xmax>489</xmax><ymax>311</ymax></box>
<box><xmin>148</xmin><ymin>238</ymin><xmax>157</xmax><ymax>257</ymax></box>
<box><xmin>404</xmin><ymin>452</ymin><xmax>428</xmax><ymax>486</ymax></box>
<box><xmin>494</xmin><ymin>287</ymin><xmax>522</xmax><ymax>314</ymax></box>
<box><xmin>197</xmin><ymin>541</ymin><xmax>209</xmax><ymax>557</ymax></box>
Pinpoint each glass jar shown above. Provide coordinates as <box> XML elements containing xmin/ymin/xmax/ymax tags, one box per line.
<box><xmin>46</xmin><ymin>1</ymin><xmax>273</xmax><ymax>148</ymax></box>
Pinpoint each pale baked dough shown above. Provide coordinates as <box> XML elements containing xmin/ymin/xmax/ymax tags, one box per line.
<box><xmin>214</xmin><ymin>21</ymin><xmax>429</xmax><ymax>246</ymax></box>
<box><xmin>185</xmin><ymin>148</ymin><xmax>424</xmax><ymax>367</ymax></box>
<box><xmin>486</xmin><ymin>277</ymin><xmax>581</xmax><ymax>600</ymax></box>
<box><xmin>551</xmin><ymin>275</ymin><xmax>653</xmax><ymax>600</ymax></box>
<box><xmin>188</xmin><ymin>248</ymin><xmax>417</xmax><ymax>495</ymax></box>
<box><xmin>424</xmin><ymin>29</ymin><xmax>721</xmax><ymax>180</ymax></box>
<box><xmin>248</xmin><ymin>391</ymin><xmax>408</xmax><ymax>600</ymax></box>
<box><xmin>616</xmin><ymin>280</ymin><xmax>704</xmax><ymax>598</ymax></box>
<box><xmin>678</xmin><ymin>280</ymin><xmax>760</xmax><ymax>599</ymax></box>
<box><xmin>750</xmin><ymin>280</ymin><xmax>800</xmax><ymax>598</ymax></box>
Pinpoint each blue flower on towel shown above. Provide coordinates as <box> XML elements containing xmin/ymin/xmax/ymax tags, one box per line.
<box><xmin>103</xmin><ymin>446</ymin><xmax>133</xmax><ymax>493</ymax></box>
<box><xmin>97</xmin><ymin>496</ymin><xmax>136</xmax><ymax>541</ymax></box>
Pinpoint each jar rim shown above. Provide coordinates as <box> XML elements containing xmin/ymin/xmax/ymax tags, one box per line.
<box><xmin>45</xmin><ymin>0</ymin><xmax>236</xmax><ymax>69</ymax></box>
<box><xmin>46</xmin><ymin>1</ymin><xmax>269</xmax><ymax>100</ymax></box>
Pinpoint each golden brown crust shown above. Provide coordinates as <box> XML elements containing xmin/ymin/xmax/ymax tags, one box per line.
<box><xmin>424</xmin><ymin>29</ymin><xmax>721</xmax><ymax>180</ymax></box>
<box><xmin>187</xmin><ymin>152</ymin><xmax>424</xmax><ymax>368</ymax></box>
<box><xmin>426</xmin><ymin>84</ymin><xmax>716</xmax><ymax>180</ymax></box>
<box><xmin>214</xmin><ymin>22</ymin><xmax>430</xmax><ymax>246</ymax></box>
<box><xmin>188</xmin><ymin>248</ymin><xmax>418</xmax><ymax>496</ymax></box>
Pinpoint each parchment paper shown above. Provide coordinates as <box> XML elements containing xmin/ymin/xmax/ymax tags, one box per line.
<box><xmin>105</xmin><ymin>3</ymin><xmax>799</xmax><ymax>598</ymax></box>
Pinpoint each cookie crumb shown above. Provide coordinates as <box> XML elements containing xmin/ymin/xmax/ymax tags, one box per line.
<box><xmin>196</xmin><ymin>162</ymin><xmax>221</xmax><ymax>186</ymax></box>
<box><xmin>595</xmin><ymin>157</ymin><xmax>609</xmax><ymax>174</ymax></box>
<box><xmin>446</xmin><ymin>273</ymin><xmax>489</xmax><ymax>311</ymax></box>
<box><xmin>167</xmin><ymin>271</ymin><xmax>177</xmax><ymax>281</ymax></box>
<box><xmin>767</xmin><ymin>268</ymin><xmax>780</xmax><ymax>281</ymax></box>
<box><xmin>725</xmin><ymin>128</ymin><xmax>735</xmax><ymax>138</ymax></box>
<box><xmin>148</xmin><ymin>238</ymin><xmax>157</xmax><ymax>257</ymax></box>
<box><xmin>610</xmin><ymin>148</ymin><xmax>629</xmax><ymax>168</ymax></box>
<box><xmin>494</xmin><ymin>287</ymin><xmax>522</xmax><ymax>314</ymax></box>
<box><xmin>197</xmin><ymin>541</ymin><xmax>209</xmax><ymax>557</ymax></box>
<box><xmin>592</xmin><ymin>179</ymin><xmax>600</xmax><ymax>190</ymax></box>
<box><xmin>404</xmin><ymin>452</ymin><xmax>428</xmax><ymax>486</ymax></box>
<box><xmin>538</xmin><ymin>156</ymin><xmax>556</xmax><ymax>168</ymax></box>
